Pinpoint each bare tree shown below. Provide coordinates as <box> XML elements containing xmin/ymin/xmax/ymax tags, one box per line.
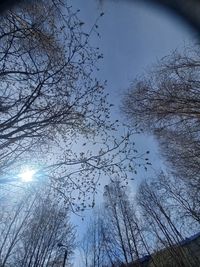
<box><xmin>0</xmin><ymin>194</ymin><xmax>35</xmax><ymax>267</ymax></box>
<box><xmin>0</xmin><ymin>0</ymin><xmax>145</xmax><ymax>209</ymax></box>
<box><xmin>137</xmin><ymin>178</ymin><xmax>200</xmax><ymax>267</ymax></box>
<box><xmin>80</xmin><ymin>180</ymin><xmax>158</xmax><ymax>267</ymax></box>
<box><xmin>122</xmin><ymin>46</ymin><xmax>200</xmax><ymax>187</ymax></box>
<box><xmin>158</xmin><ymin>128</ymin><xmax>200</xmax><ymax>190</ymax></box>
<box><xmin>155</xmin><ymin>172</ymin><xmax>200</xmax><ymax>225</ymax></box>
<box><xmin>0</xmin><ymin>189</ymin><xmax>76</xmax><ymax>267</ymax></box>
<box><xmin>18</xmin><ymin>195</ymin><xmax>76</xmax><ymax>267</ymax></box>
<box><xmin>102</xmin><ymin>180</ymin><xmax>148</xmax><ymax>266</ymax></box>
<box><xmin>80</xmin><ymin>211</ymin><xmax>113</xmax><ymax>267</ymax></box>
<box><xmin>0</xmin><ymin>0</ymin><xmax>106</xmax><ymax>170</ymax></box>
<box><xmin>122</xmin><ymin>47</ymin><xmax>200</xmax><ymax>132</ymax></box>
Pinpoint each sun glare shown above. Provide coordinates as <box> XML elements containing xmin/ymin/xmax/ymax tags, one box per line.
<box><xmin>19</xmin><ymin>168</ymin><xmax>36</xmax><ymax>183</ymax></box>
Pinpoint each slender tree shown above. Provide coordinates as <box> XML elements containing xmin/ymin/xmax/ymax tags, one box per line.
<box><xmin>137</xmin><ymin>179</ymin><xmax>200</xmax><ymax>267</ymax></box>
<box><xmin>0</xmin><ymin>189</ymin><xmax>76</xmax><ymax>267</ymax></box>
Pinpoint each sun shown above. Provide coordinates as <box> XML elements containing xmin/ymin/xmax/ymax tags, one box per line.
<box><xmin>19</xmin><ymin>168</ymin><xmax>36</xmax><ymax>183</ymax></box>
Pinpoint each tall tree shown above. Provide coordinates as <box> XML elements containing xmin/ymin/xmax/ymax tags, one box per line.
<box><xmin>122</xmin><ymin>47</ymin><xmax>200</xmax><ymax>186</ymax></box>
<box><xmin>0</xmin><ymin>0</ymin><xmax>142</xmax><ymax>208</ymax></box>
<box><xmin>103</xmin><ymin>180</ymin><xmax>146</xmax><ymax>266</ymax></box>
<box><xmin>0</xmin><ymin>189</ymin><xmax>76</xmax><ymax>267</ymax></box>
<box><xmin>155</xmin><ymin>172</ymin><xmax>200</xmax><ymax>225</ymax></box>
<box><xmin>80</xmin><ymin>211</ymin><xmax>114</xmax><ymax>267</ymax></box>
<box><xmin>137</xmin><ymin>179</ymin><xmax>200</xmax><ymax>267</ymax></box>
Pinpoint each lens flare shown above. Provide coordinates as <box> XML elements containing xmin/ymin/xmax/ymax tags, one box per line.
<box><xmin>19</xmin><ymin>168</ymin><xmax>36</xmax><ymax>183</ymax></box>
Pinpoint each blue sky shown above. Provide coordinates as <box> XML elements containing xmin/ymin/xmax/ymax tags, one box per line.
<box><xmin>69</xmin><ymin>0</ymin><xmax>194</xmax><ymax>199</ymax></box>
<box><xmin>70</xmin><ymin>0</ymin><xmax>194</xmax><ymax>158</ymax></box>
<box><xmin>68</xmin><ymin>1</ymin><xmax>194</xmax><ymax>265</ymax></box>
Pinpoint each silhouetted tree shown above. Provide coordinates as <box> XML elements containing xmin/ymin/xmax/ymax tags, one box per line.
<box><xmin>122</xmin><ymin>47</ymin><xmax>200</xmax><ymax>188</ymax></box>
<box><xmin>0</xmin><ymin>0</ymin><xmax>142</xmax><ymax>209</ymax></box>
<box><xmin>137</xmin><ymin>179</ymin><xmax>200</xmax><ymax>267</ymax></box>
<box><xmin>0</xmin><ymin>189</ymin><xmax>76</xmax><ymax>267</ymax></box>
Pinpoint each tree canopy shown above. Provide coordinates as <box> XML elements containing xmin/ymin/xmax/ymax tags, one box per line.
<box><xmin>122</xmin><ymin>46</ymin><xmax>200</xmax><ymax>186</ymax></box>
<box><xmin>0</xmin><ymin>0</ymin><xmax>147</xmax><ymax>211</ymax></box>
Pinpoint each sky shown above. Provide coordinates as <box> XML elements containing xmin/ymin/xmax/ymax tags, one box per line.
<box><xmin>70</xmin><ymin>0</ymin><xmax>194</xmax><ymax>163</ymax></box>
<box><xmin>68</xmin><ymin>0</ymin><xmax>194</xmax><ymax>265</ymax></box>
<box><xmin>0</xmin><ymin>2</ymin><xmax>196</xmax><ymax>266</ymax></box>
